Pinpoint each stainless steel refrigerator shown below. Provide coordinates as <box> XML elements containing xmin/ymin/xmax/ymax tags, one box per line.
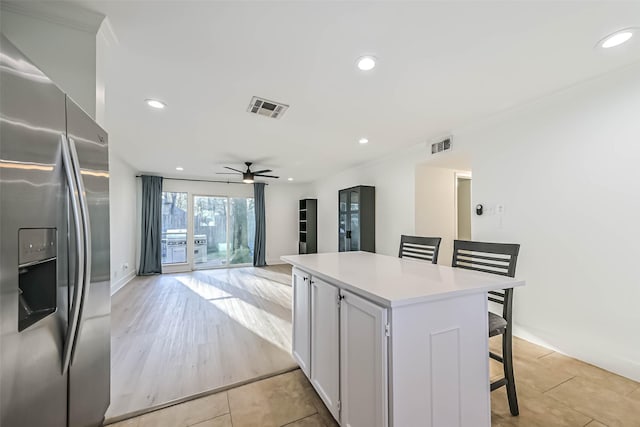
<box><xmin>0</xmin><ymin>34</ymin><xmax>111</xmax><ymax>426</ymax></box>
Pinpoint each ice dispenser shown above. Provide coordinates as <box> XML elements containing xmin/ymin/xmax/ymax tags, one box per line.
<box><xmin>18</xmin><ymin>228</ymin><xmax>57</xmax><ymax>332</ymax></box>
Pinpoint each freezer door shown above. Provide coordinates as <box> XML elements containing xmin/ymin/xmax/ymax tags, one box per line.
<box><xmin>65</xmin><ymin>97</ymin><xmax>111</xmax><ymax>427</ymax></box>
<box><xmin>0</xmin><ymin>35</ymin><xmax>69</xmax><ymax>427</ymax></box>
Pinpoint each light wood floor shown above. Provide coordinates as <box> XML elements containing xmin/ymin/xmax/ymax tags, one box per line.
<box><xmin>108</xmin><ymin>335</ymin><xmax>640</xmax><ymax>427</ymax></box>
<box><xmin>106</xmin><ymin>265</ymin><xmax>297</xmax><ymax>422</ymax></box>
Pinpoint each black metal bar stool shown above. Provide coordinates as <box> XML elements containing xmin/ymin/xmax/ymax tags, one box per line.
<box><xmin>452</xmin><ymin>239</ymin><xmax>521</xmax><ymax>416</ymax></box>
<box><xmin>398</xmin><ymin>235</ymin><xmax>442</xmax><ymax>264</ymax></box>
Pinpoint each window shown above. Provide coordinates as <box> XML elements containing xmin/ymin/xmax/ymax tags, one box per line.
<box><xmin>161</xmin><ymin>192</ymin><xmax>188</xmax><ymax>265</ymax></box>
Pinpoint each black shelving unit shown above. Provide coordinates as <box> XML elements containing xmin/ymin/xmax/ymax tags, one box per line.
<box><xmin>299</xmin><ymin>199</ymin><xmax>317</xmax><ymax>254</ymax></box>
<box><xmin>338</xmin><ymin>185</ymin><xmax>375</xmax><ymax>253</ymax></box>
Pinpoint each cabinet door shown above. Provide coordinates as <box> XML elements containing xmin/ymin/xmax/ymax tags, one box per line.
<box><xmin>339</xmin><ymin>190</ymin><xmax>348</xmax><ymax>213</ymax></box>
<box><xmin>349</xmin><ymin>212</ymin><xmax>360</xmax><ymax>251</ymax></box>
<box><xmin>339</xmin><ymin>213</ymin><xmax>347</xmax><ymax>252</ymax></box>
<box><xmin>349</xmin><ymin>188</ymin><xmax>360</xmax><ymax>212</ymax></box>
<box><xmin>339</xmin><ymin>190</ymin><xmax>348</xmax><ymax>251</ymax></box>
<box><xmin>292</xmin><ymin>268</ymin><xmax>311</xmax><ymax>377</ymax></box>
<box><xmin>340</xmin><ymin>290</ymin><xmax>388</xmax><ymax>427</ymax></box>
<box><xmin>310</xmin><ymin>278</ymin><xmax>340</xmax><ymax>420</ymax></box>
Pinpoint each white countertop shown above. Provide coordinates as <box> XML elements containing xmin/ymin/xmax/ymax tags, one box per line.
<box><xmin>281</xmin><ymin>251</ymin><xmax>525</xmax><ymax>308</ymax></box>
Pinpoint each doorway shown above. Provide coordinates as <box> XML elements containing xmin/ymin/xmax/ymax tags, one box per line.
<box><xmin>455</xmin><ymin>173</ymin><xmax>472</xmax><ymax>240</ymax></box>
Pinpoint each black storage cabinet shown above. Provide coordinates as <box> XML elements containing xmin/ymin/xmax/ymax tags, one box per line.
<box><xmin>299</xmin><ymin>199</ymin><xmax>317</xmax><ymax>254</ymax></box>
<box><xmin>338</xmin><ymin>185</ymin><xmax>375</xmax><ymax>253</ymax></box>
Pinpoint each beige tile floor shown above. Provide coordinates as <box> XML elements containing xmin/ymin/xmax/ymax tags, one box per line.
<box><xmin>106</xmin><ymin>369</ymin><xmax>335</xmax><ymax>427</ymax></box>
<box><xmin>108</xmin><ymin>336</ymin><xmax>640</xmax><ymax>427</ymax></box>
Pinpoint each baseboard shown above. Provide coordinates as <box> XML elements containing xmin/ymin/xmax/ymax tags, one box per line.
<box><xmin>513</xmin><ymin>323</ymin><xmax>640</xmax><ymax>382</ymax></box>
<box><xmin>111</xmin><ymin>270</ymin><xmax>136</xmax><ymax>295</ymax></box>
<box><xmin>512</xmin><ymin>324</ymin><xmax>562</xmax><ymax>353</ymax></box>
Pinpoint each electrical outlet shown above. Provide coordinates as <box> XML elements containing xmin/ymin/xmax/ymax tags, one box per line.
<box><xmin>496</xmin><ymin>204</ymin><xmax>504</xmax><ymax>214</ymax></box>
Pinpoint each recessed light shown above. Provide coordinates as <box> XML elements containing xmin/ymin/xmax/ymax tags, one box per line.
<box><xmin>359</xmin><ymin>138</ymin><xmax>369</xmax><ymax>144</ymax></box>
<box><xmin>599</xmin><ymin>29</ymin><xmax>634</xmax><ymax>48</ymax></box>
<box><xmin>288</xmin><ymin>177</ymin><xmax>294</xmax><ymax>181</ymax></box>
<box><xmin>145</xmin><ymin>99</ymin><xmax>166</xmax><ymax>109</ymax></box>
<box><xmin>175</xmin><ymin>166</ymin><xmax>183</xmax><ymax>171</ymax></box>
<box><xmin>356</xmin><ymin>56</ymin><xmax>376</xmax><ymax>71</ymax></box>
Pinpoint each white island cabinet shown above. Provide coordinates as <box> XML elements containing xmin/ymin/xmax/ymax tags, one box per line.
<box><xmin>310</xmin><ymin>276</ymin><xmax>340</xmax><ymax>419</ymax></box>
<box><xmin>340</xmin><ymin>289</ymin><xmax>388</xmax><ymax>427</ymax></box>
<box><xmin>283</xmin><ymin>251</ymin><xmax>525</xmax><ymax>427</ymax></box>
<box><xmin>291</xmin><ymin>268</ymin><xmax>311</xmax><ymax>376</ymax></box>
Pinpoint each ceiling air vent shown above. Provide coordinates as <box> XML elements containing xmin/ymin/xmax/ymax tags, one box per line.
<box><xmin>431</xmin><ymin>137</ymin><xmax>452</xmax><ymax>155</ymax></box>
<box><xmin>247</xmin><ymin>96</ymin><xmax>289</xmax><ymax>119</ymax></box>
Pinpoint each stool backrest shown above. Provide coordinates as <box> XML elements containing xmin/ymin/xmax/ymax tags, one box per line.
<box><xmin>398</xmin><ymin>235</ymin><xmax>442</xmax><ymax>264</ymax></box>
<box><xmin>452</xmin><ymin>240</ymin><xmax>520</xmax><ymax>317</ymax></box>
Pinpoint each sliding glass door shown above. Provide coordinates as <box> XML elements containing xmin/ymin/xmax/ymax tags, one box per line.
<box><xmin>193</xmin><ymin>196</ymin><xmax>228</xmax><ymax>268</ymax></box>
<box><xmin>193</xmin><ymin>195</ymin><xmax>255</xmax><ymax>268</ymax></box>
<box><xmin>161</xmin><ymin>192</ymin><xmax>189</xmax><ymax>265</ymax></box>
<box><xmin>229</xmin><ymin>198</ymin><xmax>255</xmax><ymax>265</ymax></box>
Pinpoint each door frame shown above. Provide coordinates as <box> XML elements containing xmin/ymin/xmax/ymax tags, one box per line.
<box><xmin>161</xmin><ymin>192</ymin><xmax>255</xmax><ymax>273</ymax></box>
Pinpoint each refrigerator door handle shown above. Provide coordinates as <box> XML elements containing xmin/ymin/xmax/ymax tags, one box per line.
<box><xmin>60</xmin><ymin>134</ymin><xmax>85</xmax><ymax>374</ymax></box>
<box><xmin>68</xmin><ymin>137</ymin><xmax>92</xmax><ymax>367</ymax></box>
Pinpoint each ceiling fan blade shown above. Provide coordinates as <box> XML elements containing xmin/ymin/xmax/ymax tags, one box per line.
<box><xmin>255</xmin><ymin>174</ymin><xmax>279</xmax><ymax>179</ymax></box>
<box><xmin>224</xmin><ymin>166</ymin><xmax>243</xmax><ymax>173</ymax></box>
<box><xmin>251</xmin><ymin>169</ymin><xmax>272</xmax><ymax>174</ymax></box>
<box><xmin>216</xmin><ymin>172</ymin><xmax>240</xmax><ymax>175</ymax></box>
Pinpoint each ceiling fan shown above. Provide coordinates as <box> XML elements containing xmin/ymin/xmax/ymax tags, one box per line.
<box><xmin>216</xmin><ymin>162</ymin><xmax>279</xmax><ymax>183</ymax></box>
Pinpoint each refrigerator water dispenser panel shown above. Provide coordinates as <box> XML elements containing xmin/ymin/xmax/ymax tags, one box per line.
<box><xmin>18</xmin><ymin>228</ymin><xmax>57</xmax><ymax>332</ymax></box>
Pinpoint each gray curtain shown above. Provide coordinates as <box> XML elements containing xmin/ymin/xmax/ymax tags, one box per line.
<box><xmin>139</xmin><ymin>175</ymin><xmax>163</xmax><ymax>275</ymax></box>
<box><xmin>253</xmin><ymin>182</ymin><xmax>266</xmax><ymax>267</ymax></box>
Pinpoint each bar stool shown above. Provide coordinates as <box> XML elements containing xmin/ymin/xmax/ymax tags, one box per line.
<box><xmin>398</xmin><ymin>235</ymin><xmax>442</xmax><ymax>264</ymax></box>
<box><xmin>452</xmin><ymin>239</ymin><xmax>521</xmax><ymax>416</ymax></box>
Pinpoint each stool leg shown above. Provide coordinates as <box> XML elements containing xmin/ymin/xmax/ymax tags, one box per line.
<box><xmin>503</xmin><ymin>331</ymin><xmax>519</xmax><ymax>416</ymax></box>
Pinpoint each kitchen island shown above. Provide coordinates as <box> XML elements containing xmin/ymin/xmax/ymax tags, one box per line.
<box><xmin>281</xmin><ymin>251</ymin><xmax>525</xmax><ymax>427</ymax></box>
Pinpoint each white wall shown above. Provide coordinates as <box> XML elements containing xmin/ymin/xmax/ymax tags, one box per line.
<box><xmin>95</xmin><ymin>18</ymin><xmax>116</xmax><ymax>126</ymax></box>
<box><xmin>0</xmin><ymin>5</ymin><xmax>101</xmax><ymax>117</ymax></box>
<box><xmin>455</xmin><ymin>61</ymin><xmax>640</xmax><ymax>381</ymax></box>
<box><xmin>312</xmin><ymin>145</ymin><xmax>423</xmax><ymax>256</ymax></box>
<box><xmin>265</xmin><ymin>183</ymin><xmax>313</xmax><ymax>264</ymax></box>
<box><xmin>109</xmin><ymin>154</ymin><xmax>138</xmax><ymax>293</ymax></box>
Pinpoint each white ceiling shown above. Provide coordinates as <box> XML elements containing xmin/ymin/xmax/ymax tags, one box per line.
<box><xmin>75</xmin><ymin>1</ymin><xmax>640</xmax><ymax>182</ymax></box>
